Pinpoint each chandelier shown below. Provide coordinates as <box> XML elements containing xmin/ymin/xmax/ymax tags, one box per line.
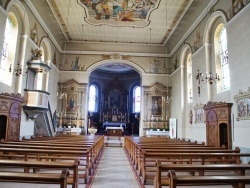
<box><xmin>197</xmin><ymin>69</ymin><xmax>220</xmax><ymax>84</ymax></box>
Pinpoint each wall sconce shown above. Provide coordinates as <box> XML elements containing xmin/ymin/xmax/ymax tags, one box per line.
<box><xmin>197</xmin><ymin>69</ymin><xmax>220</xmax><ymax>84</ymax></box>
<box><xmin>9</xmin><ymin>63</ymin><xmax>22</xmax><ymax>76</ymax></box>
<box><xmin>15</xmin><ymin>63</ymin><xmax>22</xmax><ymax>76</ymax></box>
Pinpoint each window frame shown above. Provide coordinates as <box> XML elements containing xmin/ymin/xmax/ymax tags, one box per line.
<box><xmin>88</xmin><ymin>84</ymin><xmax>99</xmax><ymax>112</ymax></box>
<box><xmin>133</xmin><ymin>85</ymin><xmax>141</xmax><ymax>113</ymax></box>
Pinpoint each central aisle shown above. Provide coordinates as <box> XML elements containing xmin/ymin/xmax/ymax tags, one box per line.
<box><xmin>90</xmin><ymin>146</ymin><xmax>141</xmax><ymax>188</ymax></box>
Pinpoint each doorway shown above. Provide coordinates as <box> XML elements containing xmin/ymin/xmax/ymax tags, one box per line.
<box><xmin>219</xmin><ymin>123</ymin><xmax>228</xmax><ymax>148</ymax></box>
<box><xmin>0</xmin><ymin>115</ymin><xmax>7</xmax><ymax>141</ymax></box>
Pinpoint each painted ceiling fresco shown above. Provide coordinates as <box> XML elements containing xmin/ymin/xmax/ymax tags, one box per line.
<box><xmin>80</xmin><ymin>0</ymin><xmax>160</xmax><ymax>27</ymax></box>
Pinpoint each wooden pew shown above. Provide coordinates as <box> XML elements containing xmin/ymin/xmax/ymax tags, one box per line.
<box><xmin>137</xmin><ymin>148</ymin><xmax>239</xmax><ymax>170</ymax></box>
<box><xmin>0</xmin><ymin>159</ymin><xmax>79</xmax><ymax>188</ymax></box>
<box><xmin>141</xmin><ymin>151</ymin><xmax>250</xmax><ymax>183</ymax></box>
<box><xmin>0</xmin><ymin>135</ymin><xmax>105</xmax><ymax>175</ymax></box>
<box><xmin>167</xmin><ymin>169</ymin><xmax>250</xmax><ymax>188</ymax></box>
<box><xmin>0</xmin><ymin>168</ymin><xmax>69</xmax><ymax>188</ymax></box>
<box><xmin>155</xmin><ymin>161</ymin><xmax>250</xmax><ymax>188</ymax></box>
<box><xmin>0</xmin><ymin>146</ymin><xmax>91</xmax><ymax>183</ymax></box>
<box><xmin>124</xmin><ymin>136</ymin><xmax>208</xmax><ymax>168</ymax></box>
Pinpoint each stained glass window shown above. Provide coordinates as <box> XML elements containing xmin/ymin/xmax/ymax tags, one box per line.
<box><xmin>133</xmin><ymin>86</ymin><xmax>141</xmax><ymax>113</ymax></box>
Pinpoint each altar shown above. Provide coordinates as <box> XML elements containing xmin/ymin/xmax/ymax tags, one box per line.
<box><xmin>106</xmin><ymin>127</ymin><xmax>123</xmax><ymax>136</ymax></box>
<box><xmin>103</xmin><ymin>122</ymin><xmax>126</xmax><ymax>130</ymax></box>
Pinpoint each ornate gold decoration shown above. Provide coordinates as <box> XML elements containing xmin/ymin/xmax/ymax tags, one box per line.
<box><xmin>32</xmin><ymin>49</ymin><xmax>43</xmax><ymax>60</ymax></box>
<box><xmin>102</xmin><ymin>54</ymin><xmax>110</xmax><ymax>60</ymax></box>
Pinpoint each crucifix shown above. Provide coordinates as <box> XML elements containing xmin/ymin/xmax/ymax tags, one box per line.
<box><xmin>196</xmin><ymin>69</ymin><xmax>202</xmax><ymax>96</ymax></box>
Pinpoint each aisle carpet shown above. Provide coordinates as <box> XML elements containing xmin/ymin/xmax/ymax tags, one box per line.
<box><xmin>89</xmin><ymin>146</ymin><xmax>141</xmax><ymax>188</ymax></box>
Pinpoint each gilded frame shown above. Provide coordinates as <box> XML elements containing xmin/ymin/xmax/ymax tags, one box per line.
<box><xmin>234</xmin><ymin>89</ymin><xmax>250</xmax><ymax>121</ymax></box>
<box><xmin>151</xmin><ymin>95</ymin><xmax>162</xmax><ymax>116</ymax></box>
<box><xmin>194</xmin><ymin>104</ymin><xmax>205</xmax><ymax>123</ymax></box>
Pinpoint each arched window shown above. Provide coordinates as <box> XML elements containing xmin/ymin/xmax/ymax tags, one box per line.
<box><xmin>133</xmin><ymin>86</ymin><xmax>141</xmax><ymax>113</ymax></box>
<box><xmin>214</xmin><ymin>25</ymin><xmax>230</xmax><ymax>93</ymax></box>
<box><xmin>219</xmin><ymin>28</ymin><xmax>230</xmax><ymax>91</ymax></box>
<box><xmin>88</xmin><ymin>84</ymin><xmax>98</xmax><ymax>112</ymax></box>
<box><xmin>1</xmin><ymin>13</ymin><xmax>18</xmax><ymax>85</ymax></box>
<box><xmin>186</xmin><ymin>53</ymin><xmax>193</xmax><ymax>103</ymax></box>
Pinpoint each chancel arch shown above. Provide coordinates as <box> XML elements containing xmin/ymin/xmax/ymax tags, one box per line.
<box><xmin>86</xmin><ymin>58</ymin><xmax>144</xmax><ymax>136</ymax></box>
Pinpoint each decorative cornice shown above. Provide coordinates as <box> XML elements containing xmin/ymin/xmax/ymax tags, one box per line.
<box><xmin>169</xmin><ymin>0</ymin><xmax>219</xmax><ymax>56</ymax></box>
<box><xmin>26</xmin><ymin>0</ymin><xmax>62</xmax><ymax>52</ymax></box>
<box><xmin>0</xmin><ymin>92</ymin><xmax>24</xmax><ymax>101</ymax></box>
<box><xmin>163</xmin><ymin>0</ymin><xmax>194</xmax><ymax>46</ymax></box>
<box><xmin>226</xmin><ymin>2</ymin><xmax>250</xmax><ymax>28</ymax></box>
<box><xmin>64</xmin><ymin>50</ymin><xmax>169</xmax><ymax>58</ymax></box>
<box><xmin>0</xmin><ymin>4</ymin><xmax>7</xmax><ymax>17</ymax></box>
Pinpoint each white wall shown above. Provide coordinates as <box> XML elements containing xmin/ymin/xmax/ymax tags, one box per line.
<box><xmin>227</xmin><ymin>6</ymin><xmax>250</xmax><ymax>148</ymax></box>
<box><xmin>173</xmin><ymin>5</ymin><xmax>250</xmax><ymax>149</ymax></box>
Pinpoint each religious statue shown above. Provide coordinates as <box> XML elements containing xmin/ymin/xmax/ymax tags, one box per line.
<box><xmin>30</xmin><ymin>22</ymin><xmax>39</xmax><ymax>45</ymax></box>
<box><xmin>189</xmin><ymin>110</ymin><xmax>193</xmax><ymax>124</ymax></box>
<box><xmin>32</xmin><ymin>49</ymin><xmax>43</xmax><ymax>60</ymax></box>
<box><xmin>52</xmin><ymin>110</ymin><xmax>59</xmax><ymax>127</ymax></box>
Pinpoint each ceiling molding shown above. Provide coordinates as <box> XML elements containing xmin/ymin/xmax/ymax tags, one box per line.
<box><xmin>68</xmin><ymin>40</ymin><xmax>164</xmax><ymax>47</ymax></box>
<box><xmin>47</xmin><ymin>0</ymin><xmax>69</xmax><ymax>41</ymax></box>
<box><xmin>26</xmin><ymin>0</ymin><xmax>230</xmax><ymax>60</ymax></box>
<box><xmin>169</xmin><ymin>0</ymin><xmax>219</xmax><ymax>56</ymax></box>
<box><xmin>64</xmin><ymin>50</ymin><xmax>170</xmax><ymax>58</ymax></box>
<box><xmin>225</xmin><ymin>2</ymin><xmax>250</xmax><ymax>28</ymax></box>
<box><xmin>0</xmin><ymin>4</ymin><xmax>7</xmax><ymax>17</ymax></box>
<box><xmin>26</xmin><ymin>0</ymin><xmax>62</xmax><ymax>53</ymax></box>
<box><xmin>163</xmin><ymin>0</ymin><xmax>194</xmax><ymax>46</ymax></box>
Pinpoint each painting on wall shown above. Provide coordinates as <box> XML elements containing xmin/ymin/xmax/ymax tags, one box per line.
<box><xmin>194</xmin><ymin>104</ymin><xmax>205</xmax><ymax>123</ymax></box>
<box><xmin>109</xmin><ymin>89</ymin><xmax>121</xmax><ymax>108</ymax></box>
<box><xmin>151</xmin><ymin>95</ymin><xmax>162</xmax><ymax>116</ymax></box>
<box><xmin>66</xmin><ymin>93</ymin><xmax>78</xmax><ymax>113</ymax></box>
<box><xmin>234</xmin><ymin>88</ymin><xmax>250</xmax><ymax>121</ymax></box>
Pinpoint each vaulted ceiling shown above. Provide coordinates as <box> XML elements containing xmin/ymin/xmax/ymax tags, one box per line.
<box><xmin>29</xmin><ymin>0</ymin><xmax>213</xmax><ymax>55</ymax></box>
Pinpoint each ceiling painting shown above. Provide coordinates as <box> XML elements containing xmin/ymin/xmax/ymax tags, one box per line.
<box><xmin>79</xmin><ymin>0</ymin><xmax>160</xmax><ymax>27</ymax></box>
